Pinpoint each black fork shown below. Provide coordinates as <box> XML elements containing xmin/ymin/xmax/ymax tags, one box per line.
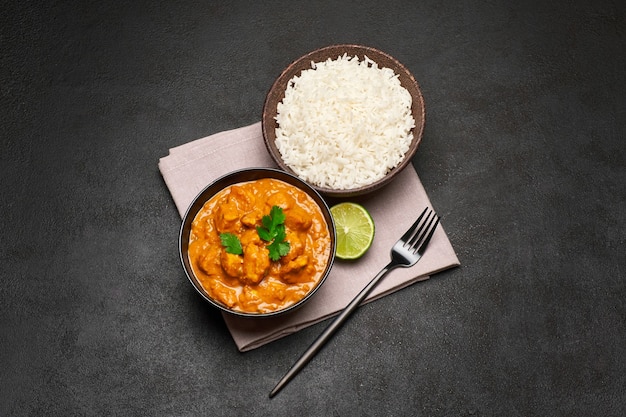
<box><xmin>270</xmin><ymin>207</ymin><xmax>440</xmax><ymax>397</ymax></box>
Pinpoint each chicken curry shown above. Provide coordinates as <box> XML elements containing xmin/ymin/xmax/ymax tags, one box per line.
<box><xmin>188</xmin><ymin>178</ymin><xmax>332</xmax><ymax>314</ymax></box>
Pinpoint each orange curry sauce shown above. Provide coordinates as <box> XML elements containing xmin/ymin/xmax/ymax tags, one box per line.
<box><xmin>188</xmin><ymin>179</ymin><xmax>331</xmax><ymax>314</ymax></box>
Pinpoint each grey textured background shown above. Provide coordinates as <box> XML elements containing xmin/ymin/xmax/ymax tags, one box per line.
<box><xmin>1</xmin><ymin>0</ymin><xmax>625</xmax><ymax>415</ymax></box>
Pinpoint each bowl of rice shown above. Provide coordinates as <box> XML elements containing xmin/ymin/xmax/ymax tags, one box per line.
<box><xmin>262</xmin><ymin>44</ymin><xmax>425</xmax><ymax>198</ymax></box>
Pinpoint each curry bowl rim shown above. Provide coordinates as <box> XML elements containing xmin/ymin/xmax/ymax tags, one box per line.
<box><xmin>178</xmin><ymin>167</ymin><xmax>337</xmax><ymax>318</ymax></box>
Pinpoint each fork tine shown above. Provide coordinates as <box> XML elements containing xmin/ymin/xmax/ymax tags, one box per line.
<box><xmin>413</xmin><ymin>215</ymin><xmax>440</xmax><ymax>255</ymax></box>
<box><xmin>401</xmin><ymin>207</ymin><xmax>428</xmax><ymax>242</ymax></box>
<box><xmin>406</xmin><ymin>209</ymin><xmax>435</xmax><ymax>248</ymax></box>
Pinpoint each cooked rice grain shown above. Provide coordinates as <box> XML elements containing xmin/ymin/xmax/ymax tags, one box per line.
<box><xmin>275</xmin><ymin>54</ymin><xmax>415</xmax><ymax>190</ymax></box>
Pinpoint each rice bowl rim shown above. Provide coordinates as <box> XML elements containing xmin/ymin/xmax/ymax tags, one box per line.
<box><xmin>262</xmin><ymin>44</ymin><xmax>425</xmax><ymax>198</ymax></box>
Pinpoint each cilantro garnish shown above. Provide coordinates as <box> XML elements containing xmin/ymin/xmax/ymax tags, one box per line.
<box><xmin>257</xmin><ymin>205</ymin><xmax>291</xmax><ymax>261</ymax></box>
<box><xmin>219</xmin><ymin>233</ymin><xmax>243</xmax><ymax>255</ymax></box>
<box><xmin>218</xmin><ymin>206</ymin><xmax>290</xmax><ymax>261</ymax></box>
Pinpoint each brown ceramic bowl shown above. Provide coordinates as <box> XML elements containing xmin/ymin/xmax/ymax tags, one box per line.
<box><xmin>262</xmin><ymin>44</ymin><xmax>425</xmax><ymax>198</ymax></box>
<box><xmin>179</xmin><ymin>168</ymin><xmax>336</xmax><ymax>318</ymax></box>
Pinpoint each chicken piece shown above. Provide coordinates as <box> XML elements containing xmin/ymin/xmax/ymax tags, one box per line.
<box><xmin>228</xmin><ymin>185</ymin><xmax>256</xmax><ymax>209</ymax></box>
<box><xmin>214</xmin><ymin>201</ymin><xmax>240</xmax><ymax>233</ymax></box>
<box><xmin>207</xmin><ymin>279</ymin><xmax>238</xmax><ymax>308</ymax></box>
<box><xmin>280</xmin><ymin>255</ymin><xmax>312</xmax><ymax>284</ymax></box>
<box><xmin>241</xmin><ymin>242</ymin><xmax>270</xmax><ymax>285</ymax></box>
<box><xmin>263</xmin><ymin>280</ymin><xmax>287</xmax><ymax>303</ymax></box>
<box><xmin>284</xmin><ymin>206</ymin><xmax>313</xmax><ymax>231</ymax></box>
<box><xmin>197</xmin><ymin>245</ymin><xmax>222</xmax><ymax>276</ymax></box>
<box><xmin>220</xmin><ymin>250</ymin><xmax>243</xmax><ymax>278</ymax></box>
<box><xmin>266</xmin><ymin>192</ymin><xmax>295</xmax><ymax>210</ymax></box>
<box><xmin>284</xmin><ymin>255</ymin><xmax>309</xmax><ymax>274</ymax></box>
<box><xmin>281</xmin><ymin>230</ymin><xmax>304</xmax><ymax>262</ymax></box>
<box><xmin>239</xmin><ymin>228</ymin><xmax>262</xmax><ymax>246</ymax></box>
<box><xmin>241</xmin><ymin>210</ymin><xmax>262</xmax><ymax>228</ymax></box>
<box><xmin>239</xmin><ymin>286</ymin><xmax>262</xmax><ymax>312</ymax></box>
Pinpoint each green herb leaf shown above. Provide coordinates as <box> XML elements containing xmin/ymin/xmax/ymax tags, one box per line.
<box><xmin>219</xmin><ymin>233</ymin><xmax>243</xmax><ymax>255</ymax></box>
<box><xmin>269</xmin><ymin>205</ymin><xmax>286</xmax><ymax>228</ymax></box>
<box><xmin>268</xmin><ymin>241</ymin><xmax>290</xmax><ymax>261</ymax></box>
<box><xmin>260</xmin><ymin>214</ymin><xmax>274</xmax><ymax>236</ymax></box>
<box><xmin>274</xmin><ymin>224</ymin><xmax>286</xmax><ymax>242</ymax></box>
<box><xmin>256</xmin><ymin>225</ymin><xmax>273</xmax><ymax>242</ymax></box>
<box><xmin>278</xmin><ymin>242</ymin><xmax>290</xmax><ymax>257</ymax></box>
<box><xmin>256</xmin><ymin>206</ymin><xmax>290</xmax><ymax>260</ymax></box>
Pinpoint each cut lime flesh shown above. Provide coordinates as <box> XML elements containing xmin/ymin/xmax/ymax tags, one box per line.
<box><xmin>330</xmin><ymin>202</ymin><xmax>375</xmax><ymax>260</ymax></box>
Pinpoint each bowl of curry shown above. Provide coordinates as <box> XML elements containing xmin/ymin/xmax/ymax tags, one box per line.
<box><xmin>179</xmin><ymin>168</ymin><xmax>336</xmax><ymax>317</ymax></box>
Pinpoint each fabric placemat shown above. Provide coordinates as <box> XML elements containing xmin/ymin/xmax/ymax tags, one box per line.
<box><xmin>159</xmin><ymin>122</ymin><xmax>460</xmax><ymax>351</ymax></box>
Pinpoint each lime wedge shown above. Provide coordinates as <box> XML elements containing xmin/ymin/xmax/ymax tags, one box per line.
<box><xmin>330</xmin><ymin>202</ymin><xmax>375</xmax><ymax>260</ymax></box>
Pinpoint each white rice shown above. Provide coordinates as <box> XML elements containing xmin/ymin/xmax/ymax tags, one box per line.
<box><xmin>274</xmin><ymin>54</ymin><xmax>415</xmax><ymax>190</ymax></box>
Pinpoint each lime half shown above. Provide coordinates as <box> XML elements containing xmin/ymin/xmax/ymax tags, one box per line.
<box><xmin>330</xmin><ymin>202</ymin><xmax>375</xmax><ymax>260</ymax></box>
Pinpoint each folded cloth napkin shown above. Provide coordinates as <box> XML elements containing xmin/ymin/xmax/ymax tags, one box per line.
<box><xmin>159</xmin><ymin>122</ymin><xmax>460</xmax><ymax>351</ymax></box>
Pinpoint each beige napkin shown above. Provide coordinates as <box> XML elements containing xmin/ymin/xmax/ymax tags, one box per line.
<box><xmin>159</xmin><ymin>122</ymin><xmax>460</xmax><ymax>351</ymax></box>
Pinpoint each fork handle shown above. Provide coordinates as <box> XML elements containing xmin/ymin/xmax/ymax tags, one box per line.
<box><xmin>269</xmin><ymin>261</ymin><xmax>398</xmax><ymax>398</ymax></box>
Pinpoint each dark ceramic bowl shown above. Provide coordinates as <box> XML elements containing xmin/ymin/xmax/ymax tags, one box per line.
<box><xmin>262</xmin><ymin>44</ymin><xmax>425</xmax><ymax>198</ymax></box>
<box><xmin>179</xmin><ymin>168</ymin><xmax>336</xmax><ymax>318</ymax></box>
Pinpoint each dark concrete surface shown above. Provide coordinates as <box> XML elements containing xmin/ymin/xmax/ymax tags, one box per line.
<box><xmin>2</xmin><ymin>0</ymin><xmax>625</xmax><ymax>415</ymax></box>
